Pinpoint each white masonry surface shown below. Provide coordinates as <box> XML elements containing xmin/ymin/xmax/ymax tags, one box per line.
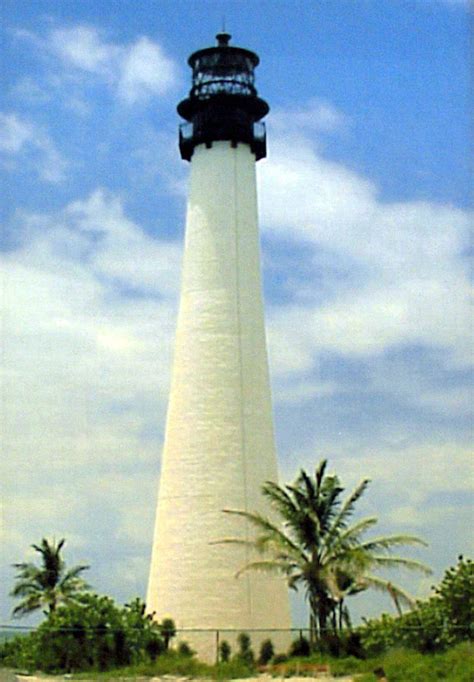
<box><xmin>147</xmin><ymin>140</ymin><xmax>291</xmax><ymax>658</ymax></box>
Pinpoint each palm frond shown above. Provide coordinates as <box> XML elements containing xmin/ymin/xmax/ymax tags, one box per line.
<box><xmin>362</xmin><ymin>574</ymin><xmax>417</xmax><ymax>610</ymax></box>
<box><xmin>327</xmin><ymin>517</ymin><xmax>378</xmax><ymax>550</ymax></box>
<box><xmin>315</xmin><ymin>460</ymin><xmax>328</xmax><ymax>493</ymax></box>
<box><xmin>262</xmin><ymin>481</ymin><xmax>301</xmax><ymax>521</ymax></box>
<box><xmin>298</xmin><ymin>469</ymin><xmax>317</xmax><ymax>503</ymax></box>
<box><xmin>12</xmin><ymin>595</ymin><xmax>42</xmax><ymax>617</ymax></box>
<box><xmin>210</xmin><ymin>537</ymin><xmax>254</xmax><ymax>548</ymax></box>
<box><xmin>10</xmin><ymin>581</ymin><xmax>43</xmax><ymax>597</ymax></box>
<box><xmin>221</xmin><ymin>509</ymin><xmax>306</xmax><ymax>560</ymax></box>
<box><xmin>235</xmin><ymin>559</ymin><xmax>299</xmax><ymax>579</ymax></box>
<box><xmin>328</xmin><ymin>479</ymin><xmax>371</xmax><ymax>534</ymax></box>
<box><xmin>360</xmin><ymin>535</ymin><xmax>428</xmax><ymax>553</ymax></box>
<box><xmin>367</xmin><ymin>555</ymin><xmax>432</xmax><ymax>574</ymax></box>
<box><xmin>60</xmin><ymin>564</ymin><xmax>90</xmax><ymax>584</ymax></box>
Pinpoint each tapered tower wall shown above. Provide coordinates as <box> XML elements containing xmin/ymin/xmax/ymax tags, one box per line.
<box><xmin>147</xmin><ymin>141</ymin><xmax>291</xmax><ymax>658</ymax></box>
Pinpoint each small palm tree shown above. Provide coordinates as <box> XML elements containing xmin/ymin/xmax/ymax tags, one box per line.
<box><xmin>11</xmin><ymin>537</ymin><xmax>90</xmax><ymax>617</ymax></box>
<box><xmin>217</xmin><ymin>460</ymin><xmax>431</xmax><ymax>641</ymax></box>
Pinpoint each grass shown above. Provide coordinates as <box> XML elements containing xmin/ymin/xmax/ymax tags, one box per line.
<box><xmin>70</xmin><ymin>653</ymin><xmax>255</xmax><ymax>680</ymax></box>
<box><xmin>264</xmin><ymin>642</ymin><xmax>473</xmax><ymax>681</ymax></box>
<box><xmin>351</xmin><ymin>642</ymin><xmax>474</xmax><ymax>682</ymax></box>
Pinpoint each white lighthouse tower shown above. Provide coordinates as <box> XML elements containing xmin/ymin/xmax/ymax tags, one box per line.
<box><xmin>147</xmin><ymin>32</ymin><xmax>291</xmax><ymax>657</ymax></box>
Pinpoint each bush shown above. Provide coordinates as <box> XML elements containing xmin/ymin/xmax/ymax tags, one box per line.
<box><xmin>289</xmin><ymin>634</ymin><xmax>311</xmax><ymax>657</ymax></box>
<box><xmin>0</xmin><ymin>593</ymin><xmax>164</xmax><ymax>673</ymax></box>
<box><xmin>159</xmin><ymin>617</ymin><xmax>176</xmax><ymax>651</ymax></box>
<box><xmin>359</xmin><ymin>556</ymin><xmax>474</xmax><ymax>656</ymax></box>
<box><xmin>177</xmin><ymin>640</ymin><xmax>195</xmax><ymax>657</ymax></box>
<box><xmin>235</xmin><ymin>632</ymin><xmax>255</xmax><ymax>667</ymax></box>
<box><xmin>434</xmin><ymin>555</ymin><xmax>473</xmax><ymax>641</ymax></box>
<box><xmin>258</xmin><ymin>638</ymin><xmax>274</xmax><ymax>665</ymax></box>
<box><xmin>218</xmin><ymin>639</ymin><xmax>231</xmax><ymax>663</ymax></box>
<box><xmin>272</xmin><ymin>652</ymin><xmax>289</xmax><ymax>664</ymax></box>
<box><xmin>145</xmin><ymin>634</ymin><xmax>164</xmax><ymax>662</ymax></box>
<box><xmin>0</xmin><ymin>632</ymin><xmax>37</xmax><ymax>670</ymax></box>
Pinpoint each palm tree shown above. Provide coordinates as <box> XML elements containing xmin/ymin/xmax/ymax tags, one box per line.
<box><xmin>11</xmin><ymin>537</ymin><xmax>90</xmax><ymax>617</ymax></box>
<box><xmin>217</xmin><ymin>460</ymin><xmax>431</xmax><ymax>642</ymax></box>
<box><xmin>325</xmin><ymin>555</ymin><xmax>423</xmax><ymax>630</ymax></box>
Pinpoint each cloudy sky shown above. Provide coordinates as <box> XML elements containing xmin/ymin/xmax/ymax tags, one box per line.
<box><xmin>1</xmin><ymin>0</ymin><xmax>472</xmax><ymax>628</ymax></box>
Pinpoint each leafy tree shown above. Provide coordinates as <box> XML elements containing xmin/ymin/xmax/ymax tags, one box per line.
<box><xmin>218</xmin><ymin>460</ymin><xmax>430</xmax><ymax>642</ymax></box>
<box><xmin>11</xmin><ymin>538</ymin><xmax>89</xmax><ymax>617</ymax></box>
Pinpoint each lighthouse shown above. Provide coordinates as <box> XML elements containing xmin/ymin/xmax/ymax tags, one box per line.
<box><xmin>147</xmin><ymin>32</ymin><xmax>291</xmax><ymax>657</ymax></box>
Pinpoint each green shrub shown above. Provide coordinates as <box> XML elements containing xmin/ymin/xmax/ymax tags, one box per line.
<box><xmin>159</xmin><ymin>617</ymin><xmax>176</xmax><ymax>651</ymax></box>
<box><xmin>218</xmin><ymin>639</ymin><xmax>231</xmax><ymax>663</ymax></box>
<box><xmin>177</xmin><ymin>640</ymin><xmax>195</xmax><ymax>657</ymax></box>
<box><xmin>258</xmin><ymin>638</ymin><xmax>274</xmax><ymax>665</ymax></box>
<box><xmin>145</xmin><ymin>634</ymin><xmax>164</xmax><ymax>661</ymax></box>
<box><xmin>272</xmin><ymin>652</ymin><xmax>289</xmax><ymax>664</ymax></box>
<box><xmin>0</xmin><ymin>594</ymin><xmax>164</xmax><ymax>673</ymax></box>
<box><xmin>0</xmin><ymin>631</ymin><xmax>38</xmax><ymax>670</ymax></box>
<box><xmin>289</xmin><ymin>634</ymin><xmax>311</xmax><ymax>657</ymax></box>
<box><xmin>359</xmin><ymin>556</ymin><xmax>474</xmax><ymax>656</ymax></box>
<box><xmin>434</xmin><ymin>555</ymin><xmax>473</xmax><ymax>641</ymax></box>
<box><xmin>235</xmin><ymin>632</ymin><xmax>255</xmax><ymax>667</ymax></box>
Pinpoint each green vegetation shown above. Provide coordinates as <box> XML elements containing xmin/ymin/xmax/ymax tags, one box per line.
<box><xmin>258</xmin><ymin>637</ymin><xmax>275</xmax><ymax>665</ymax></box>
<box><xmin>2</xmin><ymin>492</ymin><xmax>472</xmax><ymax>680</ymax></box>
<box><xmin>0</xmin><ymin>595</ymin><xmax>169</xmax><ymax>673</ymax></box>
<box><xmin>235</xmin><ymin>631</ymin><xmax>255</xmax><ymax>666</ymax></box>
<box><xmin>10</xmin><ymin>537</ymin><xmax>89</xmax><ymax>617</ymax></box>
<box><xmin>66</xmin><ymin>654</ymin><xmax>256</xmax><ymax>680</ymax></box>
<box><xmin>218</xmin><ymin>639</ymin><xmax>231</xmax><ymax>662</ymax></box>
<box><xmin>290</xmin><ymin>642</ymin><xmax>472</xmax><ymax>681</ymax></box>
<box><xmin>359</xmin><ymin>555</ymin><xmax>474</xmax><ymax>656</ymax></box>
<box><xmin>159</xmin><ymin>616</ymin><xmax>177</xmax><ymax>650</ymax></box>
<box><xmin>219</xmin><ymin>459</ymin><xmax>431</xmax><ymax>641</ymax></box>
<box><xmin>346</xmin><ymin>642</ymin><xmax>473</xmax><ymax>681</ymax></box>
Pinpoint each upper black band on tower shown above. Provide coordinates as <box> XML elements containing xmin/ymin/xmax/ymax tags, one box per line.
<box><xmin>177</xmin><ymin>33</ymin><xmax>269</xmax><ymax>162</ymax></box>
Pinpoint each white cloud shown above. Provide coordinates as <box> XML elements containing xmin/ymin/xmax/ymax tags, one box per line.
<box><xmin>23</xmin><ymin>24</ymin><xmax>179</xmax><ymax>104</ymax></box>
<box><xmin>270</xmin><ymin>98</ymin><xmax>349</xmax><ymax>135</ymax></box>
<box><xmin>1</xmin><ymin>189</ymin><xmax>182</xmax><ymax>620</ymax></box>
<box><xmin>50</xmin><ymin>25</ymin><xmax>121</xmax><ymax>76</ymax></box>
<box><xmin>0</xmin><ymin>112</ymin><xmax>68</xmax><ymax>182</ymax></box>
<box><xmin>260</xmin><ymin>128</ymin><xmax>473</xmax><ymax>376</ymax></box>
<box><xmin>118</xmin><ymin>37</ymin><xmax>178</xmax><ymax>104</ymax></box>
<box><xmin>0</xmin><ymin>112</ymin><xmax>34</xmax><ymax>152</ymax></box>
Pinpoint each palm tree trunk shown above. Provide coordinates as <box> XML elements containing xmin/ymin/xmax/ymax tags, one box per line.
<box><xmin>309</xmin><ymin>593</ymin><xmax>320</xmax><ymax>647</ymax></box>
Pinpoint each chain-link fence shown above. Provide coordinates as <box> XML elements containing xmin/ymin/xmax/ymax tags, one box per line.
<box><xmin>2</xmin><ymin>623</ymin><xmax>469</xmax><ymax>664</ymax></box>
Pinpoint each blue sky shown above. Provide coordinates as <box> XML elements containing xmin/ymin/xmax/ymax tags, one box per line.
<box><xmin>1</xmin><ymin>0</ymin><xmax>472</xmax><ymax>629</ymax></box>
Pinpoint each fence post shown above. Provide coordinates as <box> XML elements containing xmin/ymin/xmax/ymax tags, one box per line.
<box><xmin>215</xmin><ymin>629</ymin><xmax>220</xmax><ymax>665</ymax></box>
